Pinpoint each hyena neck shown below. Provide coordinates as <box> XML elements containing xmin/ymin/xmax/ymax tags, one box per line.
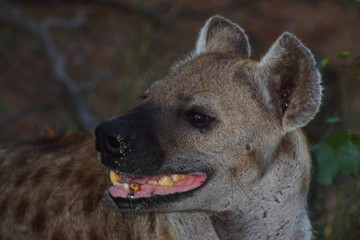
<box><xmin>212</xmin><ymin>131</ymin><xmax>313</xmax><ymax>240</ymax></box>
<box><xmin>211</xmin><ymin>198</ymin><xmax>311</xmax><ymax>240</ymax></box>
<box><xmin>103</xmin><ymin>209</ymin><xmax>219</xmax><ymax>239</ymax></box>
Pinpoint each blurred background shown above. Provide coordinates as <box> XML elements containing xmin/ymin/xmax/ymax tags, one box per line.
<box><xmin>0</xmin><ymin>0</ymin><xmax>359</xmax><ymax>239</ymax></box>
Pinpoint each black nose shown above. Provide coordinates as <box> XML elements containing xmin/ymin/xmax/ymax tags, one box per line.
<box><xmin>95</xmin><ymin>117</ymin><xmax>136</xmax><ymax>157</ymax></box>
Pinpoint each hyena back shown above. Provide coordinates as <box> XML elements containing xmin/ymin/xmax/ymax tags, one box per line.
<box><xmin>0</xmin><ymin>16</ymin><xmax>321</xmax><ymax>240</ymax></box>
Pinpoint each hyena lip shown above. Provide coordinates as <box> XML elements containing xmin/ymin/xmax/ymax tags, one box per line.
<box><xmin>109</xmin><ymin>183</ymin><xmax>205</xmax><ymax>210</ymax></box>
<box><xmin>108</xmin><ymin>171</ymin><xmax>207</xmax><ymax>199</ymax></box>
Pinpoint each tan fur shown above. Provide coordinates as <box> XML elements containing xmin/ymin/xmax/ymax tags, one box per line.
<box><xmin>0</xmin><ymin>16</ymin><xmax>321</xmax><ymax>239</ymax></box>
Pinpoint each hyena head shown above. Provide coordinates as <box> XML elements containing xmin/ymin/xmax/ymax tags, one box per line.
<box><xmin>95</xmin><ymin>16</ymin><xmax>321</xmax><ymax>214</ymax></box>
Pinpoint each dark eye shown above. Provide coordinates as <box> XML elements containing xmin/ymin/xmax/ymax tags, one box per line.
<box><xmin>139</xmin><ymin>94</ymin><xmax>148</xmax><ymax>100</ymax></box>
<box><xmin>187</xmin><ymin>111</ymin><xmax>213</xmax><ymax>128</ymax></box>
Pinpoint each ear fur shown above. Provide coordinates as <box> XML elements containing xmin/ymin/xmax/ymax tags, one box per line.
<box><xmin>195</xmin><ymin>15</ymin><xmax>251</xmax><ymax>56</ymax></box>
<box><xmin>259</xmin><ymin>32</ymin><xmax>322</xmax><ymax>132</ymax></box>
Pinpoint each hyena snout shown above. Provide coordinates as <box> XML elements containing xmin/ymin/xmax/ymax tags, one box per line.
<box><xmin>95</xmin><ymin>117</ymin><xmax>136</xmax><ymax>158</ymax></box>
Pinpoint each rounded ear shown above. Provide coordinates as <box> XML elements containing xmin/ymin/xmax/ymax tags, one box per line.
<box><xmin>259</xmin><ymin>32</ymin><xmax>322</xmax><ymax>132</ymax></box>
<box><xmin>195</xmin><ymin>15</ymin><xmax>251</xmax><ymax>56</ymax></box>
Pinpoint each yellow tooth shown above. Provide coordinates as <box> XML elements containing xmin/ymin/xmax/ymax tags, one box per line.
<box><xmin>171</xmin><ymin>174</ymin><xmax>186</xmax><ymax>183</ymax></box>
<box><xmin>130</xmin><ymin>183</ymin><xmax>141</xmax><ymax>192</ymax></box>
<box><xmin>158</xmin><ymin>176</ymin><xmax>173</xmax><ymax>187</ymax></box>
<box><xmin>148</xmin><ymin>180</ymin><xmax>157</xmax><ymax>185</ymax></box>
<box><xmin>110</xmin><ymin>171</ymin><xmax>121</xmax><ymax>185</ymax></box>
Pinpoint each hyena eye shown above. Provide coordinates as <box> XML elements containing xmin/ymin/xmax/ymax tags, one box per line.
<box><xmin>187</xmin><ymin>111</ymin><xmax>213</xmax><ymax>128</ymax></box>
<box><xmin>139</xmin><ymin>94</ymin><xmax>148</xmax><ymax>100</ymax></box>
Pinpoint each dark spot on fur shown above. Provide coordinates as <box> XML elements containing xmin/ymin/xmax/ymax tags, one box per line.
<box><xmin>81</xmin><ymin>175</ymin><xmax>97</xmax><ymax>189</ymax></box>
<box><xmin>162</xmin><ymin>226</ymin><xmax>173</xmax><ymax>240</ymax></box>
<box><xmin>263</xmin><ymin>211</ymin><xmax>267</xmax><ymax>218</ymax></box>
<box><xmin>13</xmin><ymin>154</ymin><xmax>26</xmax><ymax>168</ymax></box>
<box><xmin>52</xmin><ymin>200</ymin><xmax>66</xmax><ymax>215</ymax></box>
<box><xmin>14</xmin><ymin>197</ymin><xmax>29</xmax><ymax>222</ymax></box>
<box><xmin>83</xmin><ymin>193</ymin><xmax>103</xmax><ymax>215</ymax></box>
<box><xmin>57</xmin><ymin>160</ymin><xmax>75</xmax><ymax>181</ymax></box>
<box><xmin>276</xmin><ymin>220</ymin><xmax>290</xmax><ymax>233</ymax></box>
<box><xmin>0</xmin><ymin>198</ymin><xmax>9</xmax><ymax>219</ymax></box>
<box><xmin>74</xmin><ymin>168</ymin><xmax>85</xmax><ymax>184</ymax></box>
<box><xmin>246</xmin><ymin>144</ymin><xmax>251</xmax><ymax>151</ymax></box>
<box><xmin>14</xmin><ymin>170</ymin><xmax>30</xmax><ymax>187</ymax></box>
<box><xmin>228</xmin><ymin>166</ymin><xmax>238</xmax><ymax>178</ymax></box>
<box><xmin>37</xmin><ymin>190</ymin><xmax>51</xmax><ymax>202</ymax></box>
<box><xmin>31</xmin><ymin>208</ymin><xmax>47</xmax><ymax>233</ymax></box>
<box><xmin>75</xmin><ymin>231</ymin><xmax>82</xmax><ymax>240</ymax></box>
<box><xmin>149</xmin><ymin>212</ymin><xmax>156</xmax><ymax>233</ymax></box>
<box><xmin>31</xmin><ymin>167</ymin><xmax>49</xmax><ymax>186</ymax></box>
<box><xmin>89</xmin><ymin>228</ymin><xmax>100</xmax><ymax>240</ymax></box>
<box><xmin>51</xmin><ymin>227</ymin><xmax>67</xmax><ymax>240</ymax></box>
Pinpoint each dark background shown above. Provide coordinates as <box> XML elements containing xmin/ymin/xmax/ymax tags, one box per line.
<box><xmin>1</xmin><ymin>0</ymin><xmax>359</xmax><ymax>239</ymax></box>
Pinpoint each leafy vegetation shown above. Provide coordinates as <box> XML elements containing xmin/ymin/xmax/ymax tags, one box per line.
<box><xmin>310</xmin><ymin>50</ymin><xmax>360</xmax><ymax>239</ymax></box>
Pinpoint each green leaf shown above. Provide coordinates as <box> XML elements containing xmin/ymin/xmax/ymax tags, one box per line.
<box><xmin>326</xmin><ymin>131</ymin><xmax>352</xmax><ymax>149</ymax></box>
<box><xmin>355</xmin><ymin>69</ymin><xmax>360</xmax><ymax>80</ymax></box>
<box><xmin>314</xmin><ymin>142</ymin><xmax>339</xmax><ymax>185</ymax></box>
<box><xmin>326</xmin><ymin>130</ymin><xmax>360</xmax><ymax>150</ymax></box>
<box><xmin>316</xmin><ymin>57</ymin><xmax>330</xmax><ymax>69</ymax></box>
<box><xmin>325</xmin><ymin>117</ymin><xmax>340</xmax><ymax>124</ymax></box>
<box><xmin>337</xmin><ymin>142</ymin><xmax>360</xmax><ymax>174</ymax></box>
<box><xmin>338</xmin><ymin>51</ymin><xmax>350</xmax><ymax>59</ymax></box>
<box><xmin>343</xmin><ymin>0</ymin><xmax>351</xmax><ymax>7</ymax></box>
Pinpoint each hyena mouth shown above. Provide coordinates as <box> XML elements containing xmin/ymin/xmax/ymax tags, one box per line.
<box><xmin>108</xmin><ymin>171</ymin><xmax>207</xmax><ymax>199</ymax></box>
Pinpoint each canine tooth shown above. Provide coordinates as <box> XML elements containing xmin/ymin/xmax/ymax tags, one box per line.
<box><xmin>171</xmin><ymin>174</ymin><xmax>186</xmax><ymax>182</ymax></box>
<box><xmin>130</xmin><ymin>183</ymin><xmax>141</xmax><ymax>192</ymax></box>
<box><xmin>158</xmin><ymin>176</ymin><xmax>173</xmax><ymax>187</ymax></box>
<box><xmin>114</xmin><ymin>181</ymin><xmax>129</xmax><ymax>190</ymax></box>
<box><xmin>114</xmin><ymin>181</ymin><xmax>122</xmax><ymax>186</ymax></box>
<box><xmin>110</xmin><ymin>171</ymin><xmax>121</xmax><ymax>185</ymax></box>
<box><xmin>148</xmin><ymin>180</ymin><xmax>157</xmax><ymax>185</ymax></box>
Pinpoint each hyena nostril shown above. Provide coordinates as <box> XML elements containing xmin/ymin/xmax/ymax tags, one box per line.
<box><xmin>106</xmin><ymin>134</ymin><xmax>136</xmax><ymax>157</ymax></box>
<box><xmin>107</xmin><ymin>136</ymin><xmax>121</xmax><ymax>150</ymax></box>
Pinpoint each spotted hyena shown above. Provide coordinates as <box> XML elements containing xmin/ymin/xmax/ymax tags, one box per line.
<box><xmin>0</xmin><ymin>16</ymin><xmax>321</xmax><ymax>239</ymax></box>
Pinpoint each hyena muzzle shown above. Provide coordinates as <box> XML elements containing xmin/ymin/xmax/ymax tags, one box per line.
<box><xmin>0</xmin><ymin>16</ymin><xmax>321</xmax><ymax>240</ymax></box>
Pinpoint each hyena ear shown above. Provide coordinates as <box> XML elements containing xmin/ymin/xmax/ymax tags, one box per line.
<box><xmin>259</xmin><ymin>32</ymin><xmax>322</xmax><ymax>132</ymax></box>
<box><xmin>195</xmin><ymin>15</ymin><xmax>251</xmax><ymax>56</ymax></box>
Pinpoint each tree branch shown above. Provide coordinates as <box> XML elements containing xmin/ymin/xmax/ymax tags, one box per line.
<box><xmin>0</xmin><ymin>2</ymin><xmax>100</xmax><ymax>132</ymax></box>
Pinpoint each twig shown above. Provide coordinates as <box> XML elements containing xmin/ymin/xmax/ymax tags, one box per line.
<box><xmin>79</xmin><ymin>68</ymin><xmax>115</xmax><ymax>94</ymax></box>
<box><xmin>0</xmin><ymin>2</ymin><xmax>98</xmax><ymax>132</ymax></box>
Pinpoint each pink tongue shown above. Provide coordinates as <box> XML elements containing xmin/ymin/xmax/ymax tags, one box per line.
<box><xmin>109</xmin><ymin>173</ymin><xmax>206</xmax><ymax>199</ymax></box>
